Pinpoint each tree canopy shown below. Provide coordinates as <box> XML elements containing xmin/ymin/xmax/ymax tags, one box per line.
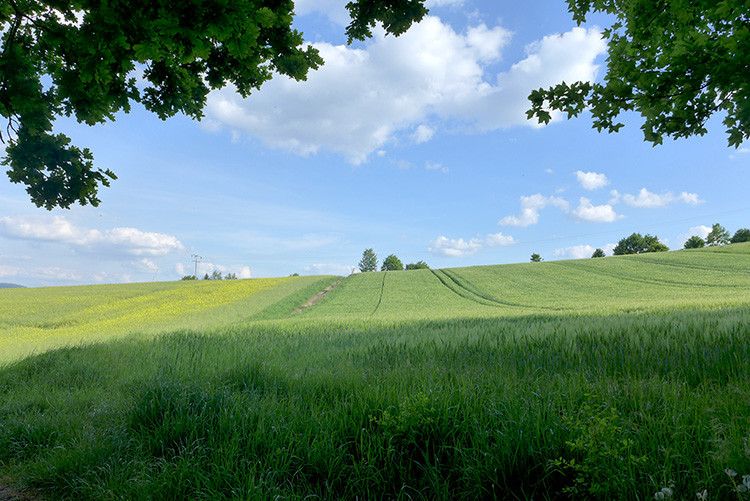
<box><xmin>731</xmin><ymin>228</ymin><xmax>750</xmax><ymax>243</ymax></box>
<box><xmin>706</xmin><ymin>223</ymin><xmax>730</xmax><ymax>246</ymax></box>
<box><xmin>405</xmin><ymin>260</ymin><xmax>429</xmax><ymax>270</ymax></box>
<box><xmin>527</xmin><ymin>0</ymin><xmax>750</xmax><ymax>148</ymax></box>
<box><xmin>358</xmin><ymin>248</ymin><xmax>378</xmax><ymax>272</ymax></box>
<box><xmin>683</xmin><ymin>235</ymin><xmax>706</xmax><ymax>249</ymax></box>
<box><xmin>591</xmin><ymin>248</ymin><xmax>605</xmax><ymax>258</ymax></box>
<box><xmin>0</xmin><ymin>0</ymin><xmax>428</xmax><ymax>209</ymax></box>
<box><xmin>613</xmin><ymin>233</ymin><xmax>669</xmax><ymax>255</ymax></box>
<box><xmin>381</xmin><ymin>254</ymin><xmax>403</xmax><ymax>271</ymax></box>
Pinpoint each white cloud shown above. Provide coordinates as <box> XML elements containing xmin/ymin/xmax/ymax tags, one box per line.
<box><xmin>303</xmin><ymin>263</ymin><xmax>354</xmax><ymax>276</ymax></box>
<box><xmin>237</xmin><ymin>266</ymin><xmax>252</xmax><ymax>279</ymax></box>
<box><xmin>429</xmin><ymin>236</ymin><xmax>484</xmax><ymax>257</ymax></box>
<box><xmin>135</xmin><ymin>258</ymin><xmax>159</xmax><ymax>273</ymax></box>
<box><xmin>569</xmin><ymin>197</ymin><xmax>621</xmax><ymax>223</ymax></box>
<box><xmin>413</xmin><ymin>124</ymin><xmax>435</xmax><ymax>143</ymax></box>
<box><xmin>426</xmin><ymin>161</ymin><xmax>449</xmax><ymax>173</ymax></box>
<box><xmin>499</xmin><ymin>194</ymin><xmax>569</xmax><ymax>227</ymax></box>
<box><xmin>429</xmin><ymin>232</ymin><xmax>516</xmax><ymax>257</ymax></box>
<box><xmin>0</xmin><ymin>216</ymin><xmax>184</xmax><ymax>256</ymax></box>
<box><xmin>575</xmin><ymin>170</ymin><xmax>609</xmax><ymax>190</ymax></box>
<box><xmin>205</xmin><ymin>19</ymin><xmax>605</xmax><ymax>163</ymax></box>
<box><xmin>554</xmin><ymin>244</ymin><xmax>596</xmax><ymax>259</ymax></box>
<box><xmin>622</xmin><ymin>188</ymin><xmax>703</xmax><ymax>208</ymax></box>
<box><xmin>485</xmin><ymin>232</ymin><xmax>516</xmax><ymax>247</ymax></box>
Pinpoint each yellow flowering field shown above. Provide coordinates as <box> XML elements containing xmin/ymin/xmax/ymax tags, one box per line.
<box><xmin>0</xmin><ymin>276</ymin><xmax>335</xmax><ymax>363</ymax></box>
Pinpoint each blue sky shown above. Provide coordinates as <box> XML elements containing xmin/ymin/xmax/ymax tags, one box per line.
<box><xmin>1</xmin><ymin>0</ymin><xmax>749</xmax><ymax>287</ymax></box>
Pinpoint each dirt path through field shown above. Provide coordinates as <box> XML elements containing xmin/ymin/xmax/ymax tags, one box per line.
<box><xmin>290</xmin><ymin>278</ymin><xmax>343</xmax><ymax>315</ymax></box>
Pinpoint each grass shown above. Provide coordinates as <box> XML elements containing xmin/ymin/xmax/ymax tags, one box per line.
<box><xmin>1</xmin><ymin>244</ymin><xmax>750</xmax><ymax>499</ymax></box>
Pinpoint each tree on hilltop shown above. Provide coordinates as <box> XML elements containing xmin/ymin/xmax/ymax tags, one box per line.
<box><xmin>0</xmin><ymin>0</ymin><xmax>428</xmax><ymax>209</ymax></box>
<box><xmin>358</xmin><ymin>248</ymin><xmax>378</xmax><ymax>272</ymax></box>
<box><xmin>613</xmin><ymin>233</ymin><xmax>668</xmax><ymax>255</ymax></box>
<box><xmin>706</xmin><ymin>223</ymin><xmax>730</xmax><ymax>246</ymax></box>
<box><xmin>381</xmin><ymin>254</ymin><xmax>404</xmax><ymax>271</ymax></box>
<box><xmin>528</xmin><ymin>1</ymin><xmax>750</xmax><ymax>149</ymax></box>
<box><xmin>530</xmin><ymin>253</ymin><xmax>542</xmax><ymax>262</ymax></box>
<box><xmin>591</xmin><ymin>248</ymin><xmax>605</xmax><ymax>258</ymax></box>
<box><xmin>405</xmin><ymin>261</ymin><xmax>430</xmax><ymax>270</ymax></box>
<box><xmin>731</xmin><ymin>228</ymin><xmax>750</xmax><ymax>243</ymax></box>
<box><xmin>683</xmin><ymin>236</ymin><xmax>706</xmax><ymax>249</ymax></box>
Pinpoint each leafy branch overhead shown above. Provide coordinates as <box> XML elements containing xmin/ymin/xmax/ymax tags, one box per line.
<box><xmin>527</xmin><ymin>0</ymin><xmax>750</xmax><ymax>148</ymax></box>
<box><xmin>0</xmin><ymin>0</ymin><xmax>428</xmax><ymax>209</ymax></box>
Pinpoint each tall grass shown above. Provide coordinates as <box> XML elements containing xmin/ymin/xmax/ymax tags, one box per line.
<box><xmin>1</xmin><ymin>307</ymin><xmax>749</xmax><ymax>499</ymax></box>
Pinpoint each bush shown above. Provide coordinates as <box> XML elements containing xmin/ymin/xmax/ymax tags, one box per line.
<box><xmin>405</xmin><ymin>261</ymin><xmax>429</xmax><ymax>270</ymax></box>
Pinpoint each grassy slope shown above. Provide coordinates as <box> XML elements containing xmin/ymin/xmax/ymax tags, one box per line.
<box><xmin>1</xmin><ymin>245</ymin><xmax>750</xmax><ymax>500</ymax></box>
<box><xmin>305</xmin><ymin>244</ymin><xmax>750</xmax><ymax>320</ymax></box>
<box><xmin>0</xmin><ymin>275</ymin><xmax>338</xmax><ymax>363</ymax></box>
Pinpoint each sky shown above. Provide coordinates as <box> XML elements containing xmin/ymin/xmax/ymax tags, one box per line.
<box><xmin>1</xmin><ymin>0</ymin><xmax>749</xmax><ymax>288</ymax></box>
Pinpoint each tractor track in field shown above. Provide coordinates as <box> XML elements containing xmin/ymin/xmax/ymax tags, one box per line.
<box><xmin>290</xmin><ymin>279</ymin><xmax>343</xmax><ymax>315</ymax></box>
<box><xmin>431</xmin><ymin>269</ymin><xmax>557</xmax><ymax>311</ymax></box>
<box><xmin>371</xmin><ymin>271</ymin><xmax>387</xmax><ymax>316</ymax></box>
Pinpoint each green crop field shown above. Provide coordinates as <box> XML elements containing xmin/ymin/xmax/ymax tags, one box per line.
<box><xmin>1</xmin><ymin>245</ymin><xmax>750</xmax><ymax>499</ymax></box>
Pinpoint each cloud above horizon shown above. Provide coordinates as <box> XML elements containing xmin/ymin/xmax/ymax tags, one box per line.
<box><xmin>0</xmin><ymin>216</ymin><xmax>184</xmax><ymax>257</ymax></box>
<box><xmin>429</xmin><ymin>232</ymin><xmax>516</xmax><ymax>257</ymax></box>
<box><xmin>205</xmin><ymin>17</ymin><xmax>606</xmax><ymax>163</ymax></box>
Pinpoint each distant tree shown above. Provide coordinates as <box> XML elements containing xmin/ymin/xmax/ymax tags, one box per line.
<box><xmin>591</xmin><ymin>248</ymin><xmax>606</xmax><ymax>258</ymax></box>
<box><xmin>405</xmin><ymin>260</ymin><xmax>430</xmax><ymax>270</ymax></box>
<box><xmin>381</xmin><ymin>254</ymin><xmax>404</xmax><ymax>271</ymax></box>
<box><xmin>613</xmin><ymin>233</ymin><xmax>669</xmax><ymax>255</ymax></box>
<box><xmin>683</xmin><ymin>236</ymin><xmax>706</xmax><ymax>249</ymax></box>
<box><xmin>706</xmin><ymin>223</ymin><xmax>731</xmax><ymax>246</ymax></box>
<box><xmin>530</xmin><ymin>253</ymin><xmax>542</xmax><ymax>262</ymax></box>
<box><xmin>181</xmin><ymin>275</ymin><xmax>196</xmax><ymax>280</ymax></box>
<box><xmin>225</xmin><ymin>273</ymin><xmax>238</xmax><ymax>279</ymax></box>
<box><xmin>358</xmin><ymin>249</ymin><xmax>378</xmax><ymax>272</ymax></box>
<box><xmin>203</xmin><ymin>273</ymin><xmax>210</xmax><ymax>280</ymax></box>
<box><xmin>290</xmin><ymin>273</ymin><xmax>300</xmax><ymax>277</ymax></box>
<box><xmin>731</xmin><ymin>228</ymin><xmax>750</xmax><ymax>243</ymax></box>
<box><xmin>210</xmin><ymin>270</ymin><xmax>223</xmax><ymax>280</ymax></box>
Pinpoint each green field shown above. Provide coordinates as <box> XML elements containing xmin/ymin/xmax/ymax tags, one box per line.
<box><xmin>1</xmin><ymin>245</ymin><xmax>750</xmax><ymax>499</ymax></box>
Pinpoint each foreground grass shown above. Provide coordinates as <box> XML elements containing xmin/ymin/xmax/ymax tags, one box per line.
<box><xmin>1</xmin><ymin>307</ymin><xmax>750</xmax><ymax>499</ymax></box>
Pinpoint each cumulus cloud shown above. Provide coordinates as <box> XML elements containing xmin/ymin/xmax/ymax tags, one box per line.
<box><xmin>553</xmin><ymin>244</ymin><xmax>597</xmax><ymax>259</ymax></box>
<box><xmin>485</xmin><ymin>232</ymin><xmax>516</xmax><ymax>247</ymax></box>
<box><xmin>205</xmin><ymin>18</ymin><xmax>605</xmax><ymax>163</ymax></box>
<box><xmin>554</xmin><ymin>243</ymin><xmax>616</xmax><ymax>259</ymax></box>
<box><xmin>622</xmin><ymin>188</ymin><xmax>703</xmax><ymax>208</ymax></box>
<box><xmin>569</xmin><ymin>197</ymin><xmax>621</xmax><ymax>223</ymax></box>
<box><xmin>413</xmin><ymin>124</ymin><xmax>435</xmax><ymax>144</ymax></box>
<box><xmin>0</xmin><ymin>216</ymin><xmax>184</xmax><ymax>256</ymax></box>
<box><xmin>676</xmin><ymin>225</ymin><xmax>712</xmax><ymax>247</ymax></box>
<box><xmin>429</xmin><ymin>232</ymin><xmax>515</xmax><ymax>257</ymax></box>
<box><xmin>499</xmin><ymin>194</ymin><xmax>569</xmax><ymax>227</ymax></box>
<box><xmin>575</xmin><ymin>170</ymin><xmax>609</xmax><ymax>190</ymax></box>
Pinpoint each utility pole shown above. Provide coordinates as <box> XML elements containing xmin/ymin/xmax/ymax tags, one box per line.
<box><xmin>191</xmin><ymin>254</ymin><xmax>202</xmax><ymax>279</ymax></box>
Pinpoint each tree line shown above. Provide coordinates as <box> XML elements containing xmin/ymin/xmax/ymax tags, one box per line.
<box><xmin>358</xmin><ymin>249</ymin><xmax>429</xmax><ymax>272</ymax></box>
